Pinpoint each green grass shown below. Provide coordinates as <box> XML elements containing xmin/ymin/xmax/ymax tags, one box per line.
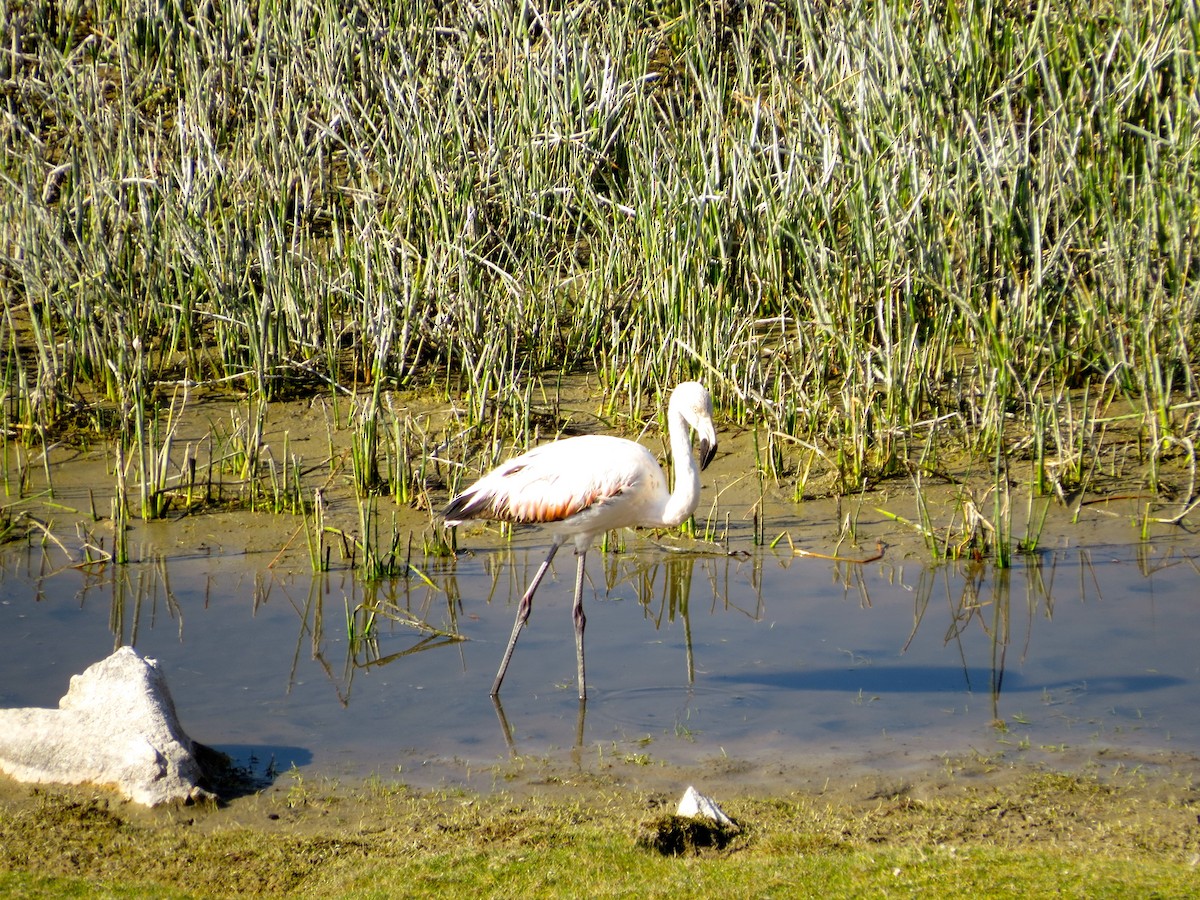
<box><xmin>3</xmin><ymin>0</ymin><xmax>1199</xmax><ymax>550</ymax></box>
<box><xmin>3</xmin><ymin>847</ymin><xmax>1189</xmax><ymax>899</ymax></box>
<box><xmin>294</xmin><ymin>847</ymin><xmax>1196</xmax><ymax>898</ymax></box>
<box><xmin>1</xmin><ymin>768</ymin><xmax>1197</xmax><ymax>898</ymax></box>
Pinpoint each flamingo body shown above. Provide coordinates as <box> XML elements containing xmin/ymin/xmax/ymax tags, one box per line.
<box><xmin>444</xmin><ymin>435</ymin><xmax>666</xmax><ymax>546</ymax></box>
<box><xmin>444</xmin><ymin>381</ymin><xmax>718</xmax><ymax>699</ymax></box>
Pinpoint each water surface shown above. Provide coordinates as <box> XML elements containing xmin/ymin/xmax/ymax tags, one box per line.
<box><xmin>2</xmin><ymin>522</ymin><xmax>1196</xmax><ymax>790</ymax></box>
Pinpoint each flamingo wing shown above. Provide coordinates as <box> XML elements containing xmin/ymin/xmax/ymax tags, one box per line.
<box><xmin>443</xmin><ymin>435</ymin><xmax>663</xmax><ymax>528</ymax></box>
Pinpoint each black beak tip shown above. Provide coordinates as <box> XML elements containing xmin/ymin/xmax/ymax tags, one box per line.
<box><xmin>699</xmin><ymin>439</ymin><xmax>717</xmax><ymax>471</ymax></box>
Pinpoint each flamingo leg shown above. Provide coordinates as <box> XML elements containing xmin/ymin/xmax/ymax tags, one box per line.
<box><xmin>572</xmin><ymin>550</ymin><xmax>588</xmax><ymax>701</ymax></box>
<box><xmin>491</xmin><ymin>541</ymin><xmax>560</xmax><ymax>697</ymax></box>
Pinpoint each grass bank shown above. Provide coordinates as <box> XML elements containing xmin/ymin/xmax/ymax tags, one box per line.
<box><xmin>0</xmin><ymin>763</ymin><xmax>1197</xmax><ymax>897</ymax></box>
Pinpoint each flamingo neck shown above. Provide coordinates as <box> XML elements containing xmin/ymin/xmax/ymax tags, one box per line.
<box><xmin>660</xmin><ymin>407</ymin><xmax>701</xmax><ymax>527</ymax></box>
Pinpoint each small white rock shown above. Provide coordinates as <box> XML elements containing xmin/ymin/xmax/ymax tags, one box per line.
<box><xmin>676</xmin><ymin>785</ymin><xmax>733</xmax><ymax>825</ymax></box>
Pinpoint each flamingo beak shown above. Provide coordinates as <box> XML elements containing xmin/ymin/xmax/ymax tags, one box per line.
<box><xmin>698</xmin><ymin>437</ymin><xmax>717</xmax><ymax>471</ymax></box>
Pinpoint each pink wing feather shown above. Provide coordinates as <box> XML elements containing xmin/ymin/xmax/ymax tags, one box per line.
<box><xmin>443</xmin><ymin>435</ymin><xmax>660</xmax><ymax>527</ymax></box>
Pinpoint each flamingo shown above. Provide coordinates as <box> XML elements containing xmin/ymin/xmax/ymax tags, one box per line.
<box><xmin>443</xmin><ymin>381</ymin><xmax>718</xmax><ymax>700</ymax></box>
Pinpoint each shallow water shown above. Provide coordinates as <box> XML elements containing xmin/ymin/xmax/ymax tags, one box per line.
<box><xmin>2</xmin><ymin>521</ymin><xmax>1197</xmax><ymax>790</ymax></box>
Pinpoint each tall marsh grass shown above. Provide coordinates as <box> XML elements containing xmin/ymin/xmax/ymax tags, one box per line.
<box><xmin>2</xmin><ymin>0</ymin><xmax>1198</xmax><ymax>510</ymax></box>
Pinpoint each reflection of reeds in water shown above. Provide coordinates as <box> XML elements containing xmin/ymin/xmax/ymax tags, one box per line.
<box><xmin>627</xmin><ymin>549</ymin><xmax>765</xmax><ymax>687</ymax></box>
<box><xmin>900</xmin><ymin>552</ymin><xmax>1059</xmax><ymax>724</ymax></box>
<box><xmin>10</xmin><ymin>534</ymin><xmax>464</xmax><ymax>710</ymax></box>
<box><xmin>106</xmin><ymin>556</ymin><xmax>183</xmax><ymax>650</ymax></box>
<box><xmin>293</xmin><ymin>571</ymin><xmax>464</xmax><ymax>707</ymax></box>
<box><xmin>344</xmin><ymin>578</ymin><xmax>463</xmax><ymax>668</ymax></box>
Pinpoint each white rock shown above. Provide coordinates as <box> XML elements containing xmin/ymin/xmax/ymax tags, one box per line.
<box><xmin>676</xmin><ymin>785</ymin><xmax>733</xmax><ymax>825</ymax></box>
<box><xmin>0</xmin><ymin>647</ymin><xmax>214</xmax><ymax>806</ymax></box>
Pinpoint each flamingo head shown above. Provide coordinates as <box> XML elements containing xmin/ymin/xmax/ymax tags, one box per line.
<box><xmin>671</xmin><ymin>381</ymin><xmax>718</xmax><ymax>470</ymax></box>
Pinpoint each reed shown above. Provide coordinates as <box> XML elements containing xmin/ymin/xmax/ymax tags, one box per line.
<box><xmin>2</xmin><ymin>0</ymin><xmax>1198</xmax><ymax>560</ymax></box>
<box><xmin>354</xmin><ymin>493</ymin><xmax>406</xmax><ymax>581</ymax></box>
<box><xmin>300</xmin><ymin>488</ymin><xmax>330</xmax><ymax>574</ymax></box>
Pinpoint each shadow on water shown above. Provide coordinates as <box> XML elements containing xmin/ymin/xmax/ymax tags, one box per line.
<box><xmin>198</xmin><ymin>743</ymin><xmax>315</xmax><ymax>798</ymax></box>
<box><xmin>711</xmin><ymin>667</ymin><xmax>1184</xmax><ymax>695</ymax></box>
<box><xmin>1</xmin><ymin>533</ymin><xmax>1198</xmax><ymax>783</ymax></box>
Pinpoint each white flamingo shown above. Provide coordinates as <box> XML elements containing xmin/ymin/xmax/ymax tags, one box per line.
<box><xmin>443</xmin><ymin>381</ymin><xmax>718</xmax><ymax>700</ymax></box>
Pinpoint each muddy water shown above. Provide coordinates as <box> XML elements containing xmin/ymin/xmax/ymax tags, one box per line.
<box><xmin>2</xmin><ymin>510</ymin><xmax>1197</xmax><ymax>791</ymax></box>
<box><xmin>1</xmin><ymin>389</ymin><xmax>1197</xmax><ymax>791</ymax></box>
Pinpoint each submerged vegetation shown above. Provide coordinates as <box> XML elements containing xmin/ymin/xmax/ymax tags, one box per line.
<box><xmin>2</xmin><ymin>0</ymin><xmax>1199</xmax><ymax>551</ymax></box>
